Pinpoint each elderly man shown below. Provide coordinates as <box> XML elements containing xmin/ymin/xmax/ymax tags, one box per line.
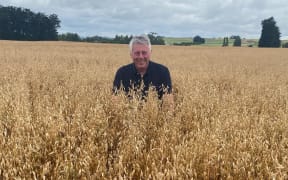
<box><xmin>112</xmin><ymin>34</ymin><xmax>173</xmax><ymax>103</ymax></box>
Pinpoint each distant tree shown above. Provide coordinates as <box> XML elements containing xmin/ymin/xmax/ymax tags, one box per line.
<box><xmin>148</xmin><ymin>32</ymin><xmax>165</xmax><ymax>45</ymax></box>
<box><xmin>222</xmin><ymin>37</ymin><xmax>229</xmax><ymax>47</ymax></box>
<box><xmin>80</xmin><ymin>33</ymin><xmax>165</xmax><ymax>45</ymax></box>
<box><xmin>193</xmin><ymin>35</ymin><xmax>205</xmax><ymax>44</ymax></box>
<box><xmin>114</xmin><ymin>34</ymin><xmax>132</xmax><ymax>44</ymax></box>
<box><xmin>0</xmin><ymin>5</ymin><xmax>60</xmax><ymax>40</ymax></box>
<box><xmin>48</xmin><ymin>14</ymin><xmax>61</xmax><ymax>40</ymax></box>
<box><xmin>58</xmin><ymin>32</ymin><xmax>81</xmax><ymax>41</ymax></box>
<box><xmin>82</xmin><ymin>35</ymin><xmax>113</xmax><ymax>43</ymax></box>
<box><xmin>232</xmin><ymin>36</ymin><xmax>241</xmax><ymax>47</ymax></box>
<box><xmin>258</xmin><ymin>17</ymin><xmax>281</xmax><ymax>48</ymax></box>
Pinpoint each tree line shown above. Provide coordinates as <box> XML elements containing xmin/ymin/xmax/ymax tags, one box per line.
<box><xmin>58</xmin><ymin>32</ymin><xmax>165</xmax><ymax>45</ymax></box>
<box><xmin>0</xmin><ymin>5</ymin><xmax>286</xmax><ymax>47</ymax></box>
<box><xmin>0</xmin><ymin>5</ymin><xmax>60</xmax><ymax>40</ymax></box>
<box><xmin>0</xmin><ymin>5</ymin><xmax>165</xmax><ymax>44</ymax></box>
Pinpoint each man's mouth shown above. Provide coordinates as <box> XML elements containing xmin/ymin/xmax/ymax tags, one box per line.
<box><xmin>136</xmin><ymin>58</ymin><xmax>147</xmax><ymax>63</ymax></box>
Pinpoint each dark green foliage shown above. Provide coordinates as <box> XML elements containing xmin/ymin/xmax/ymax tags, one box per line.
<box><xmin>258</xmin><ymin>17</ymin><xmax>281</xmax><ymax>48</ymax></box>
<box><xmin>232</xmin><ymin>36</ymin><xmax>241</xmax><ymax>47</ymax></box>
<box><xmin>114</xmin><ymin>35</ymin><xmax>132</xmax><ymax>44</ymax></box>
<box><xmin>148</xmin><ymin>32</ymin><xmax>165</xmax><ymax>45</ymax></box>
<box><xmin>0</xmin><ymin>5</ymin><xmax>60</xmax><ymax>40</ymax></box>
<box><xmin>222</xmin><ymin>37</ymin><xmax>229</xmax><ymax>47</ymax></box>
<box><xmin>172</xmin><ymin>35</ymin><xmax>205</xmax><ymax>46</ymax></box>
<box><xmin>58</xmin><ymin>33</ymin><xmax>81</xmax><ymax>41</ymax></box>
<box><xmin>193</xmin><ymin>35</ymin><xmax>205</xmax><ymax>44</ymax></box>
<box><xmin>82</xmin><ymin>35</ymin><xmax>113</xmax><ymax>43</ymax></box>
<box><xmin>81</xmin><ymin>32</ymin><xmax>164</xmax><ymax>45</ymax></box>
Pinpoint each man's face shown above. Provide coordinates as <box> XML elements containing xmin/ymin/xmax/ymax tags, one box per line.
<box><xmin>130</xmin><ymin>44</ymin><xmax>151</xmax><ymax>71</ymax></box>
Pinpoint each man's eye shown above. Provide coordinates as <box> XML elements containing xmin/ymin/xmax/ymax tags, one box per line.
<box><xmin>134</xmin><ymin>51</ymin><xmax>147</xmax><ymax>56</ymax></box>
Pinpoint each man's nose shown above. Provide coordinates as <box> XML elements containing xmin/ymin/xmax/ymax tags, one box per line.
<box><xmin>139</xmin><ymin>52</ymin><xmax>144</xmax><ymax>58</ymax></box>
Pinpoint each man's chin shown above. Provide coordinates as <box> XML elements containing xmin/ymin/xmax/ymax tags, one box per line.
<box><xmin>138</xmin><ymin>62</ymin><xmax>146</xmax><ymax>66</ymax></box>
<box><xmin>135</xmin><ymin>63</ymin><xmax>148</xmax><ymax>69</ymax></box>
<box><xmin>136</xmin><ymin>65</ymin><xmax>145</xmax><ymax>69</ymax></box>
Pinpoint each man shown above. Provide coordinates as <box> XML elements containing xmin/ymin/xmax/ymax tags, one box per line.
<box><xmin>112</xmin><ymin>34</ymin><xmax>173</xmax><ymax>105</ymax></box>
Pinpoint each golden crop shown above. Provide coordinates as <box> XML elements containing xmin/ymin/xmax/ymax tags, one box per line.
<box><xmin>0</xmin><ymin>41</ymin><xmax>288</xmax><ymax>179</ymax></box>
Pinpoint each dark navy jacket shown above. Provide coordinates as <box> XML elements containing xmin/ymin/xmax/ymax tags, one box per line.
<box><xmin>113</xmin><ymin>61</ymin><xmax>172</xmax><ymax>99</ymax></box>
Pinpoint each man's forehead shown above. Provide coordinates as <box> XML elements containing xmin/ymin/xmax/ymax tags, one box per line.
<box><xmin>132</xmin><ymin>44</ymin><xmax>150</xmax><ymax>50</ymax></box>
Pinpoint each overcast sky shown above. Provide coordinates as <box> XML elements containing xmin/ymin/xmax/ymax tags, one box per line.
<box><xmin>1</xmin><ymin>0</ymin><xmax>288</xmax><ymax>39</ymax></box>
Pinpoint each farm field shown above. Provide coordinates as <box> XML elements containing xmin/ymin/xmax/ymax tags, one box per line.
<box><xmin>164</xmin><ymin>37</ymin><xmax>260</xmax><ymax>47</ymax></box>
<box><xmin>0</xmin><ymin>40</ymin><xmax>288</xmax><ymax>179</ymax></box>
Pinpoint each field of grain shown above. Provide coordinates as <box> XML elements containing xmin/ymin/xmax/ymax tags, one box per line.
<box><xmin>0</xmin><ymin>40</ymin><xmax>288</xmax><ymax>179</ymax></box>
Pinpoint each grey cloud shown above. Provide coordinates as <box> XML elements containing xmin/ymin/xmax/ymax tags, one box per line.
<box><xmin>1</xmin><ymin>0</ymin><xmax>287</xmax><ymax>38</ymax></box>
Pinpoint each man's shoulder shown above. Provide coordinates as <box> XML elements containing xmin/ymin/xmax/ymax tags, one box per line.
<box><xmin>149</xmin><ymin>61</ymin><xmax>169</xmax><ymax>71</ymax></box>
<box><xmin>117</xmin><ymin>63</ymin><xmax>134</xmax><ymax>72</ymax></box>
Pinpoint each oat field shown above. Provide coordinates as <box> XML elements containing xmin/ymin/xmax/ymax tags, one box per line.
<box><xmin>0</xmin><ymin>40</ymin><xmax>288</xmax><ymax>179</ymax></box>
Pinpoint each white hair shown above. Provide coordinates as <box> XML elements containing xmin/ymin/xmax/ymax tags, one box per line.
<box><xmin>129</xmin><ymin>34</ymin><xmax>151</xmax><ymax>52</ymax></box>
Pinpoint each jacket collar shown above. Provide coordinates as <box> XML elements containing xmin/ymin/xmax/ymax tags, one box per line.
<box><xmin>132</xmin><ymin>60</ymin><xmax>153</xmax><ymax>76</ymax></box>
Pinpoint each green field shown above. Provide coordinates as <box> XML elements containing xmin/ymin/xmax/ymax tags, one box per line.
<box><xmin>164</xmin><ymin>37</ymin><xmax>259</xmax><ymax>47</ymax></box>
<box><xmin>164</xmin><ymin>37</ymin><xmax>194</xmax><ymax>45</ymax></box>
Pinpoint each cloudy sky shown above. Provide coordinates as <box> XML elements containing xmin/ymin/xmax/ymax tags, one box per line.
<box><xmin>1</xmin><ymin>0</ymin><xmax>288</xmax><ymax>39</ymax></box>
